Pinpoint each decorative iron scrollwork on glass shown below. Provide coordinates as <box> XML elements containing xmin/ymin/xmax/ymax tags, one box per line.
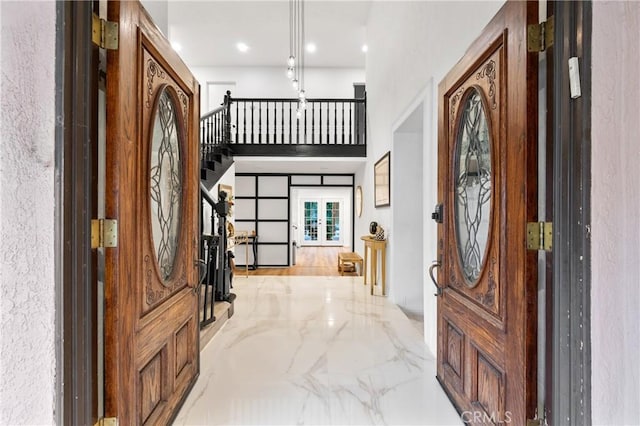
<box><xmin>150</xmin><ymin>87</ymin><xmax>183</xmax><ymax>282</ymax></box>
<box><xmin>454</xmin><ymin>88</ymin><xmax>492</xmax><ymax>285</ymax></box>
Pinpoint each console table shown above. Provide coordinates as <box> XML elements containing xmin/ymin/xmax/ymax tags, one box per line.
<box><xmin>361</xmin><ymin>236</ymin><xmax>387</xmax><ymax>295</ymax></box>
<box><xmin>230</xmin><ymin>233</ymin><xmax>258</xmax><ymax>277</ymax></box>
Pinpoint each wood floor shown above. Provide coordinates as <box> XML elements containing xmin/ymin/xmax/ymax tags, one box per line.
<box><xmin>234</xmin><ymin>246</ymin><xmax>357</xmax><ymax>277</ymax></box>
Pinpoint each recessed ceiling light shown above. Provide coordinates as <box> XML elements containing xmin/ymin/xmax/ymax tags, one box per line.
<box><xmin>236</xmin><ymin>42</ymin><xmax>249</xmax><ymax>53</ymax></box>
<box><xmin>361</xmin><ymin>44</ymin><xmax>368</xmax><ymax>53</ymax></box>
<box><xmin>171</xmin><ymin>42</ymin><xmax>182</xmax><ymax>52</ymax></box>
<box><xmin>306</xmin><ymin>43</ymin><xmax>317</xmax><ymax>53</ymax></box>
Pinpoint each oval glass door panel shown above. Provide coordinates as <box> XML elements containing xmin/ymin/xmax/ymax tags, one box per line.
<box><xmin>454</xmin><ymin>88</ymin><xmax>492</xmax><ymax>285</ymax></box>
<box><xmin>150</xmin><ymin>87</ymin><xmax>183</xmax><ymax>281</ymax></box>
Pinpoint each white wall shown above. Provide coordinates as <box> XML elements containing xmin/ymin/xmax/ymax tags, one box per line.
<box><xmin>0</xmin><ymin>1</ymin><xmax>57</xmax><ymax>424</ymax></box>
<box><xmin>390</xmin><ymin>105</ymin><xmax>424</xmax><ymax>316</ymax></box>
<box><xmin>192</xmin><ymin>66</ymin><xmax>365</xmax><ymax>114</ymax></box>
<box><xmin>591</xmin><ymin>2</ymin><xmax>640</xmax><ymax>424</ymax></box>
<box><xmin>141</xmin><ymin>0</ymin><xmax>168</xmax><ymax>36</ymax></box>
<box><xmin>360</xmin><ymin>1</ymin><xmax>505</xmax><ymax>355</ymax></box>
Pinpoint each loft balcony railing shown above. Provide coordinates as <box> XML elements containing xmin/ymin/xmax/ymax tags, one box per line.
<box><xmin>200</xmin><ymin>90</ymin><xmax>366</xmax><ymax>158</ymax></box>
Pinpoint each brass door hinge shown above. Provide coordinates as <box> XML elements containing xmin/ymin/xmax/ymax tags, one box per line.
<box><xmin>527</xmin><ymin>222</ymin><xmax>553</xmax><ymax>252</ymax></box>
<box><xmin>94</xmin><ymin>417</ymin><xmax>118</xmax><ymax>426</ymax></box>
<box><xmin>528</xmin><ymin>15</ymin><xmax>554</xmax><ymax>52</ymax></box>
<box><xmin>92</xmin><ymin>13</ymin><xmax>119</xmax><ymax>50</ymax></box>
<box><xmin>91</xmin><ymin>219</ymin><xmax>118</xmax><ymax>249</ymax></box>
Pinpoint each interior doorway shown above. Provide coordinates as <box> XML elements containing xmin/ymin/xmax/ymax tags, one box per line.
<box><xmin>291</xmin><ymin>187</ymin><xmax>352</xmax><ymax>250</ymax></box>
<box><xmin>390</xmin><ymin>102</ymin><xmax>425</xmax><ymax>318</ymax></box>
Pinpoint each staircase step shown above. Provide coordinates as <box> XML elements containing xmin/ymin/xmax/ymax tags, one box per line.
<box><xmin>199</xmin><ymin>300</ymin><xmax>234</xmax><ymax>349</ymax></box>
<box><xmin>204</xmin><ymin>159</ymin><xmax>217</xmax><ymax>170</ymax></box>
<box><xmin>200</xmin><ymin>142</ymin><xmax>235</xmax><ymax>191</ymax></box>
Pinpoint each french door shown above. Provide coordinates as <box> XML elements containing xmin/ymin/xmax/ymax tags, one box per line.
<box><xmin>104</xmin><ymin>1</ymin><xmax>200</xmax><ymax>424</ymax></box>
<box><xmin>301</xmin><ymin>198</ymin><xmax>343</xmax><ymax>246</ymax></box>
<box><xmin>434</xmin><ymin>1</ymin><xmax>538</xmax><ymax>425</ymax></box>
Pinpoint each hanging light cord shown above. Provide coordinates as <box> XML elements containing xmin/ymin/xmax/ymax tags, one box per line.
<box><xmin>300</xmin><ymin>0</ymin><xmax>305</xmax><ymax>93</ymax></box>
<box><xmin>288</xmin><ymin>0</ymin><xmax>306</xmax><ymax>109</ymax></box>
<box><xmin>289</xmin><ymin>0</ymin><xmax>293</xmax><ymax>59</ymax></box>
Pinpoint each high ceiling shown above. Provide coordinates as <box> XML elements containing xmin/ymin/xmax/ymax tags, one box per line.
<box><xmin>167</xmin><ymin>1</ymin><xmax>371</xmax><ymax>68</ymax></box>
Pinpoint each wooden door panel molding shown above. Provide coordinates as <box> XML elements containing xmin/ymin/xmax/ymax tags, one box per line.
<box><xmin>105</xmin><ymin>2</ymin><xmax>200</xmax><ymax>424</ymax></box>
<box><xmin>142</xmin><ymin>34</ymin><xmax>191</xmax><ymax>123</ymax></box>
<box><xmin>175</xmin><ymin>318</ymin><xmax>194</xmax><ymax>378</ymax></box>
<box><xmin>442</xmin><ymin>319</ymin><xmax>465</xmax><ymax>394</ymax></box>
<box><xmin>447</xmin><ymin>35</ymin><xmax>503</xmax><ymax>127</ymax></box>
<box><xmin>445</xmin><ymin>45</ymin><xmax>504</xmax><ymax>321</ymax></box>
<box><xmin>138</xmin><ymin>347</ymin><xmax>168</xmax><ymax>425</ymax></box>
<box><xmin>136</xmin><ymin>291</ymin><xmax>195</xmax><ymax>361</ymax></box>
<box><xmin>472</xmin><ymin>351</ymin><xmax>506</xmax><ymax>425</ymax></box>
<box><xmin>436</xmin><ymin>2</ymin><xmax>538</xmax><ymax>424</ymax></box>
<box><xmin>140</xmin><ymin>39</ymin><xmax>194</xmax><ymax>313</ymax></box>
<box><xmin>442</xmin><ymin>302</ymin><xmax>505</xmax><ymax>362</ymax></box>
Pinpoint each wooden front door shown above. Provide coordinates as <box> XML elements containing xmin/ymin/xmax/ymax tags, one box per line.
<box><xmin>435</xmin><ymin>2</ymin><xmax>538</xmax><ymax>424</ymax></box>
<box><xmin>104</xmin><ymin>1</ymin><xmax>200</xmax><ymax>424</ymax></box>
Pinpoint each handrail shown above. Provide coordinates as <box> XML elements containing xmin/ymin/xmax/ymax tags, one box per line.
<box><xmin>200</xmin><ymin>182</ymin><xmax>216</xmax><ymax>204</ymax></box>
<box><xmin>200</xmin><ymin>104</ymin><xmax>225</xmax><ymax>121</ymax></box>
<box><xmin>229</xmin><ymin>97</ymin><xmax>366</xmax><ymax>103</ymax></box>
<box><xmin>199</xmin><ymin>98</ymin><xmax>365</xmax><ymax>118</ymax></box>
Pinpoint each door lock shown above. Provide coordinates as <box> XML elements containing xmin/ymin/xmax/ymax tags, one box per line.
<box><xmin>432</xmin><ymin>203</ymin><xmax>443</xmax><ymax>224</ymax></box>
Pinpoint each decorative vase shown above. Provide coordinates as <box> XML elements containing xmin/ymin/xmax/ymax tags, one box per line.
<box><xmin>374</xmin><ymin>225</ymin><xmax>385</xmax><ymax>241</ymax></box>
<box><xmin>369</xmin><ymin>221</ymin><xmax>378</xmax><ymax>235</ymax></box>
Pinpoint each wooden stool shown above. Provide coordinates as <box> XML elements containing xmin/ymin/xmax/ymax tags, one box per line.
<box><xmin>338</xmin><ymin>252</ymin><xmax>363</xmax><ymax>276</ymax></box>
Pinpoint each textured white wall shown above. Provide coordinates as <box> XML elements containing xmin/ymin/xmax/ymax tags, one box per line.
<box><xmin>591</xmin><ymin>2</ymin><xmax>640</xmax><ymax>424</ymax></box>
<box><xmin>191</xmin><ymin>66</ymin><xmax>365</xmax><ymax>114</ymax></box>
<box><xmin>0</xmin><ymin>1</ymin><xmax>57</xmax><ymax>425</ymax></box>
<box><xmin>361</xmin><ymin>1</ymin><xmax>504</xmax><ymax>354</ymax></box>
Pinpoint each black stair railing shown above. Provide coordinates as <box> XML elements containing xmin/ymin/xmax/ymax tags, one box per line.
<box><xmin>200</xmin><ymin>92</ymin><xmax>231</xmax><ymax>159</ymax></box>
<box><xmin>199</xmin><ymin>187</ymin><xmax>218</xmax><ymax>328</ymax></box>
<box><xmin>200</xmin><ymin>90</ymin><xmax>366</xmax><ymax>154</ymax></box>
<box><xmin>199</xmin><ymin>183</ymin><xmax>235</xmax><ymax>329</ymax></box>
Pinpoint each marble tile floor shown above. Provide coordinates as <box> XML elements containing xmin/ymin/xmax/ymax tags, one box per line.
<box><xmin>174</xmin><ymin>276</ymin><xmax>462</xmax><ymax>426</ymax></box>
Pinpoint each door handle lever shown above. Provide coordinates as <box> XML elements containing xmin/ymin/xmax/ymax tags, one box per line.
<box><xmin>429</xmin><ymin>261</ymin><xmax>443</xmax><ymax>296</ymax></box>
<box><xmin>194</xmin><ymin>259</ymin><xmax>207</xmax><ymax>294</ymax></box>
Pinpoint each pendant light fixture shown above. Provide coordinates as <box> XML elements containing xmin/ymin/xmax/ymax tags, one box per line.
<box><xmin>288</xmin><ymin>0</ymin><xmax>306</xmax><ymax>117</ymax></box>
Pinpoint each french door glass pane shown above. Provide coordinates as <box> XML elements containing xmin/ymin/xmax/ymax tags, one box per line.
<box><xmin>325</xmin><ymin>202</ymin><xmax>341</xmax><ymax>241</ymax></box>
<box><xmin>304</xmin><ymin>201</ymin><xmax>318</xmax><ymax>241</ymax></box>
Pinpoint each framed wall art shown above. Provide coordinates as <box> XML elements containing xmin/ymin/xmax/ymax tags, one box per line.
<box><xmin>374</xmin><ymin>151</ymin><xmax>390</xmax><ymax>207</ymax></box>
